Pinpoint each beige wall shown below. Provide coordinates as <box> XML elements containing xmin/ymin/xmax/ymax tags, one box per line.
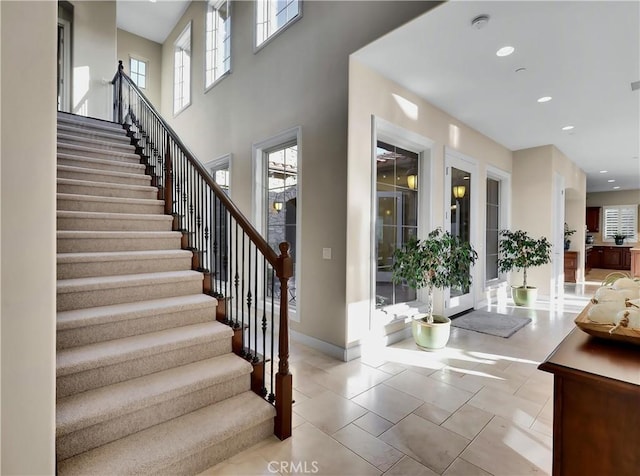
<box><xmin>117</xmin><ymin>28</ymin><xmax>162</xmax><ymax>107</ymax></box>
<box><xmin>159</xmin><ymin>1</ymin><xmax>438</xmax><ymax>352</ymax></box>
<box><xmin>1</xmin><ymin>1</ymin><xmax>57</xmax><ymax>473</ymax></box>
<box><xmin>72</xmin><ymin>0</ymin><xmax>116</xmax><ymax>120</ymax></box>
<box><xmin>347</xmin><ymin>59</ymin><xmax>513</xmax><ymax>345</ymax></box>
<box><xmin>512</xmin><ymin>145</ymin><xmax>587</xmax><ymax>292</ymax></box>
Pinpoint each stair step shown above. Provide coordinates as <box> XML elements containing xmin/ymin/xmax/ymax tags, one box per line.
<box><xmin>57</xmin><ymin>391</ymin><xmax>276</xmax><ymax>475</ymax></box>
<box><xmin>58</xmin><ymin>151</ymin><xmax>143</xmax><ymax>171</ymax></box>
<box><xmin>57</xmin><ymin>193</ymin><xmax>164</xmax><ymax>215</ymax></box>
<box><xmin>57</xmin><ymin>270</ymin><xmax>203</xmax><ymax>311</ymax></box>
<box><xmin>57</xmin><ymin>210</ymin><xmax>173</xmax><ymax>232</ymax></box>
<box><xmin>56</xmin><ymin>321</ymin><xmax>233</xmax><ymax>397</ymax></box>
<box><xmin>56</xmin><ymin>353</ymin><xmax>252</xmax><ymax>460</ymax></box>
<box><xmin>58</xmin><ymin>132</ymin><xmax>137</xmax><ymax>153</ymax></box>
<box><xmin>57</xmin><ymin>165</ymin><xmax>151</xmax><ymax>186</ymax></box>
<box><xmin>58</xmin><ymin>142</ymin><xmax>141</xmax><ymax>161</ymax></box>
<box><xmin>57</xmin><ymin>294</ymin><xmax>218</xmax><ymax>349</ymax></box>
<box><xmin>57</xmin><ymin>178</ymin><xmax>158</xmax><ymax>200</ymax></box>
<box><xmin>57</xmin><ymin>230</ymin><xmax>182</xmax><ymax>253</ymax></box>
<box><xmin>57</xmin><ymin>123</ymin><xmax>132</xmax><ymax>144</ymax></box>
<box><xmin>57</xmin><ymin>249</ymin><xmax>192</xmax><ymax>279</ymax></box>
<box><xmin>57</xmin><ymin>113</ymin><xmax>125</xmax><ymax>133</ymax></box>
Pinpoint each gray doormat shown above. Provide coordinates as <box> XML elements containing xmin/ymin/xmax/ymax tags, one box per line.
<box><xmin>451</xmin><ymin>310</ymin><xmax>531</xmax><ymax>338</ymax></box>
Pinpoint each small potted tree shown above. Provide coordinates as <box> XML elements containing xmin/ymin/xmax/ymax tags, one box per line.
<box><xmin>392</xmin><ymin>228</ymin><xmax>478</xmax><ymax>349</ymax></box>
<box><xmin>498</xmin><ymin>229</ymin><xmax>552</xmax><ymax>306</ymax></box>
<box><xmin>564</xmin><ymin>223</ymin><xmax>576</xmax><ymax>251</ymax></box>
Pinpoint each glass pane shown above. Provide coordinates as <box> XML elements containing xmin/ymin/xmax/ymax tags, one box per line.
<box><xmin>375</xmin><ymin>140</ymin><xmax>419</xmax><ymax>307</ymax></box>
<box><xmin>450</xmin><ymin>167</ymin><xmax>471</xmax><ymax>296</ymax></box>
<box><xmin>138</xmin><ymin>61</ymin><xmax>145</xmax><ymax>75</ymax></box>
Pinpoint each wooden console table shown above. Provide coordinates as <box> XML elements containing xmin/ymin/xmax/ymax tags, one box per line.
<box><xmin>539</xmin><ymin>329</ymin><xmax>640</xmax><ymax>476</ymax></box>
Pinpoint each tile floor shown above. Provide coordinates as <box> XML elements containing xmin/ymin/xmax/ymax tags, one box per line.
<box><xmin>200</xmin><ymin>284</ymin><xmax>598</xmax><ymax>476</ymax></box>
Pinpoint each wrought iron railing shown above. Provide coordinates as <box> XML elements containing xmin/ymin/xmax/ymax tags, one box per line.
<box><xmin>112</xmin><ymin>61</ymin><xmax>293</xmax><ymax>439</ymax></box>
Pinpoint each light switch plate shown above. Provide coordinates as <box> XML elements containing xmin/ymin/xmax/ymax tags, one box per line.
<box><xmin>322</xmin><ymin>248</ymin><xmax>332</xmax><ymax>260</ymax></box>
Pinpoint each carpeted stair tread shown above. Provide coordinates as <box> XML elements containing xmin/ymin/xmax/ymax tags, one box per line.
<box><xmin>57</xmin><ymin>124</ymin><xmax>132</xmax><ymax>144</ymax></box>
<box><xmin>57</xmin><ymin>391</ymin><xmax>276</xmax><ymax>475</ymax></box>
<box><xmin>57</xmin><ymin>270</ymin><xmax>203</xmax><ymax>294</ymax></box>
<box><xmin>56</xmin><ymin>209</ymin><xmax>172</xmax><ymax>223</ymax></box>
<box><xmin>57</xmin><ymin>112</ymin><xmax>126</xmax><ymax>132</ymax></box>
<box><xmin>57</xmin><ymin>353</ymin><xmax>252</xmax><ymax>437</ymax></box>
<box><xmin>57</xmin><ymin>230</ymin><xmax>181</xmax><ymax>240</ymax></box>
<box><xmin>58</xmin><ymin>133</ymin><xmax>137</xmax><ymax>152</ymax></box>
<box><xmin>58</xmin><ymin>151</ymin><xmax>144</xmax><ymax>167</ymax></box>
<box><xmin>57</xmin><ymin>249</ymin><xmax>191</xmax><ymax>265</ymax></box>
<box><xmin>57</xmin><ymin>294</ymin><xmax>217</xmax><ymax>331</ymax></box>
<box><xmin>57</xmin><ymin>142</ymin><xmax>141</xmax><ymax>160</ymax></box>
<box><xmin>56</xmin><ymin>321</ymin><xmax>233</xmax><ymax>377</ymax></box>
<box><xmin>56</xmin><ymin>230</ymin><xmax>183</xmax><ymax>253</ymax></box>
<box><xmin>57</xmin><ymin>178</ymin><xmax>157</xmax><ymax>194</ymax></box>
<box><xmin>57</xmin><ymin>164</ymin><xmax>152</xmax><ymax>182</ymax></box>
<box><xmin>57</xmin><ymin>193</ymin><xmax>162</xmax><ymax>207</ymax></box>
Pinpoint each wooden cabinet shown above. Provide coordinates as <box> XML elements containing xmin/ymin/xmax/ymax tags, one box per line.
<box><xmin>584</xmin><ymin>248</ymin><xmax>592</xmax><ymax>273</ymax></box>
<box><xmin>623</xmin><ymin>248</ymin><xmax>632</xmax><ymax>269</ymax></box>
<box><xmin>589</xmin><ymin>246</ymin><xmax>602</xmax><ymax>269</ymax></box>
<box><xmin>564</xmin><ymin>251</ymin><xmax>578</xmax><ymax>283</ymax></box>
<box><xmin>592</xmin><ymin>246</ymin><xmax>631</xmax><ymax>270</ymax></box>
<box><xmin>539</xmin><ymin>329</ymin><xmax>640</xmax><ymax>476</ymax></box>
<box><xmin>602</xmin><ymin>246</ymin><xmax>623</xmax><ymax>268</ymax></box>
<box><xmin>585</xmin><ymin>206</ymin><xmax>600</xmax><ymax>232</ymax></box>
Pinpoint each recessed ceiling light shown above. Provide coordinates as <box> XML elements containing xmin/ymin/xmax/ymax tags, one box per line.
<box><xmin>562</xmin><ymin>125</ymin><xmax>574</xmax><ymax>131</ymax></box>
<box><xmin>537</xmin><ymin>96</ymin><xmax>552</xmax><ymax>103</ymax></box>
<box><xmin>613</xmin><ymin>186</ymin><xmax>620</xmax><ymax>190</ymax></box>
<box><xmin>463</xmin><ymin>176</ymin><xmax>470</xmax><ymax>180</ymax></box>
<box><xmin>608</xmin><ymin>179</ymin><xmax>615</xmax><ymax>183</ymax></box>
<box><xmin>599</xmin><ymin>170</ymin><xmax>608</xmax><ymax>174</ymax></box>
<box><xmin>496</xmin><ymin>46</ymin><xmax>515</xmax><ymax>57</ymax></box>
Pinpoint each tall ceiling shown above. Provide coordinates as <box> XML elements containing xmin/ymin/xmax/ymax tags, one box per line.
<box><xmin>118</xmin><ymin>1</ymin><xmax>640</xmax><ymax>193</ymax></box>
<box><xmin>117</xmin><ymin>0</ymin><xmax>190</xmax><ymax>44</ymax></box>
<box><xmin>353</xmin><ymin>1</ymin><xmax>640</xmax><ymax>193</ymax></box>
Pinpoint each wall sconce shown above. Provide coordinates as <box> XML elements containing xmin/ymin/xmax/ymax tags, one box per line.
<box><xmin>273</xmin><ymin>201</ymin><xmax>283</xmax><ymax>212</ymax></box>
<box><xmin>453</xmin><ymin>185</ymin><xmax>466</xmax><ymax>199</ymax></box>
<box><xmin>406</xmin><ymin>174</ymin><xmax>418</xmax><ymax>190</ymax></box>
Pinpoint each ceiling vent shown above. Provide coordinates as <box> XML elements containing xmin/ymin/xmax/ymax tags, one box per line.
<box><xmin>632</xmin><ymin>80</ymin><xmax>640</xmax><ymax>91</ymax></box>
<box><xmin>471</xmin><ymin>15</ymin><xmax>490</xmax><ymax>29</ymax></box>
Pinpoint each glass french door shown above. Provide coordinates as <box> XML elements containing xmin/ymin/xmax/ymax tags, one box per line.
<box><xmin>444</xmin><ymin>153</ymin><xmax>477</xmax><ymax>316</ymax></box>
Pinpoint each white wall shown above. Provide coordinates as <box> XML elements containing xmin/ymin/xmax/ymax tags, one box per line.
<box><xmin>347</xmin><ymin>59</ymin><xmax>513</xmax><ymax>346</ymax></box>
<box><xmin>159</xmin><ymin>1</ymin><xmax>437</xmax><ymax>352</ymax></box>
<box><xmin>1</xmin><ymin>1</ymin><xmax>57</xmax><ymax>473</ymax></box>
<box><xmin>72</xmin><ymin>0</ymin><xmax>117</xmax><ymax>120</ymax></box>
<box><xmin>117</xmin><ymin>28</ymin><xmax>163</xmax><ymax>108</ymax></box>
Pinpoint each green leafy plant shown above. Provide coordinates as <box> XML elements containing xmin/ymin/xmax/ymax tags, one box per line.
<box><xmin>391</xmin><ymin>228</ymin><xmax>478</xmax><ymax>323</ymax></box>
<box><xmin>609</xmin><ymin>233</ymin><xmax>626</xmax><ymax>240</ymax></box>
<box><xmin>564</xmin><ymin>223</ymin><xmax>576</xmax><ymax>239</ymax></box>
<box><xmin>498</xmin><ymin>229</ymin><xmax>552</xmax><ymax>288</ymax></box>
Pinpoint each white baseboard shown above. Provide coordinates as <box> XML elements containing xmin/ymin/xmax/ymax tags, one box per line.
<box><xmin>290</xmin><ymin>324</ymin><xmax>413</xmax><ymax>362</ymax></box>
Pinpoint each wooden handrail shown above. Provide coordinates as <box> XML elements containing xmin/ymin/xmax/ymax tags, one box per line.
<box><xmin>112</xmin><ymin>66</ymin><xmax>279</xmax><ymax>268</ymax></box>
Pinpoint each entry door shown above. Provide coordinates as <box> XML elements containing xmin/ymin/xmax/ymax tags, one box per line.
<box><xmin>444</xmin><ymin>153</ymin><xmax>477</xmax><ymax>316</ymax></box>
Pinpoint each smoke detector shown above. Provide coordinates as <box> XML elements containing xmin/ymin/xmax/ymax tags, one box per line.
<box><xmin>471</xmin><ymin>15</ymin><xmax>490</xmax><ymax>29</ymax></box>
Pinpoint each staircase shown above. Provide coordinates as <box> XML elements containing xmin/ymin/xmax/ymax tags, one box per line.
<box><xmin>56</xmin><ymin>112</ymin><xmax>276</xmax><ymax>474</ymax></box>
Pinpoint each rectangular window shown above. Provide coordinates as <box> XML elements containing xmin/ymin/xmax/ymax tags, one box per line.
<box><xmin>174</xmin><ymin>23</ymin><xmax>192</xmax><ymax>114</ymax></box>
<box><xmin>129</xmin><ymin>57</ymin><xmax>147</xmax><ymax>89</ymax></box>
<box><xmin>256</xmin><ymin>0</ymin><xmax>300</xmax><ymax>47</ymax></box>
<box><xmin>603</xmin><ymin>205</ymin><xmax>638</xmax><ymax>241</ymax></box>
<box><xmin>486</xmin><ymin>178</ymin><xmax>500</xmax><ymax>281</ymax></box>
<box><xmin>205</xmin><ymin>0</ymin><xmax>231</xmax><ymax>88</ymax></box>
<box><xmin>375</xmin><ymin>141</ymin><xmax>419</xmax><ymax>308</ymax></box>
<box><xmin>266</xmin><ymin>142</ymin><xmax>298</xmax><ymax>308</ymax></box>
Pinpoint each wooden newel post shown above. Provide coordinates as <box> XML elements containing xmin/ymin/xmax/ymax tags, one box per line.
<box><xmin>274</xmin><ymin>242</ymin><xmax>293</xmax><ymax>440</ymax></box>
<box><xmin>164</xmin><ymin>133</ymin><xmax>173</xmax><ymax>216</ymax></box>
<box><xmin>117</xmin><ymin>60</ymin><xmax>124</xmax><ymax>124</ymax></box>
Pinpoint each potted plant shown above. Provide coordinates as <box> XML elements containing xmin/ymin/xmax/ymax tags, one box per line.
<box><xmin>498</xmin><ymin>229</ymin><xmax>552</xmax><ymax>306</ymax></box>
<box><xmin>564</xmin><ymin>223</ymin><xmax>576</xmax><ymax>251</ymax></box>
<box><xmin>392</xmin><ymin>228</ymin><xmax>478</xmax><ymax>349</ymax></box>
<box><xmin>610</xmin><ymin>233</ymin><xmax>626</xmax><ymax>245</ymax></box>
